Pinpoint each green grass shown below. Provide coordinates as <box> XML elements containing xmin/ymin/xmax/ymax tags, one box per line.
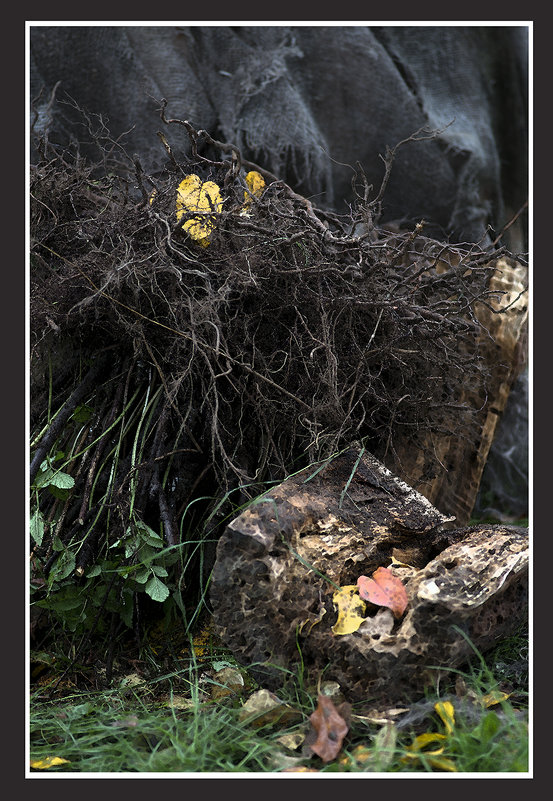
<box><xmin>29</xmin><ymin>426</ymin><xmax>529</xmax><ymax>775</ymax></box>
<box><xmin>444</xmin><ymin>706</ymin><xmax>528</xmax><ymax>773</ymax></box>
<box><xmin>29</xmin><ymin>632</ymin><xmax>529</xmax><ymax>775</ymax></box>
<box><xmin>30</xmin><ymin>689</ymin><xmax>289</xmax><ymax>772</ymax></box>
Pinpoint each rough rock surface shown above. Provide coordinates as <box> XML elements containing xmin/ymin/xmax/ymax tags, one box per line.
<box><xmin>210</xmin><ymin>446</ymin><xmax>528</xmax><ymax>704</ymax></box>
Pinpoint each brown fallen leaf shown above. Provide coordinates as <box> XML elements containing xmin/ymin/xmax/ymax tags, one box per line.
<box><xmin>357</xmin><ymin>566</ymin><xmax>408</xmax><ymax>618</ymax></box>
<box><xmin>308</xmin><ymin>695</ymin><xmax>349</xmax><ymax>763</ymax></box>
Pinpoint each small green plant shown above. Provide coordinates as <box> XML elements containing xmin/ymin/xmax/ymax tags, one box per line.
<box><xmin>447</xmin><ymin>706</ymin><xmax>528</xmax><ymax>772</ymax></box>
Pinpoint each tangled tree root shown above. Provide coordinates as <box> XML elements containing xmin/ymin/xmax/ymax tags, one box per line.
<box><xmin>29</xmin><ymin>115</ymin><xmax>526</xmax><ymax>667</ymax></box>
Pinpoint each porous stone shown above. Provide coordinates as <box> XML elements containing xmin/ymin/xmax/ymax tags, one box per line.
<box><xmin>210</xmin><ymin>445</ymin><xmax>528</xmax><ymax>704</ymax></box>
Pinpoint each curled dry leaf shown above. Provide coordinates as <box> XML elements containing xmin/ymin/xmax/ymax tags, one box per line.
<box><xmin>357</xmin><ymin>566</ymin><xmax>408</xmax><ymax>618</ymax></box>
<box><xmin>239</xmin><ymin>688</ymin><xmax>301</xmax><ymax>728</ymax></box>
<box><xmin>402</xmin><ymin>732</ymin><xmax>457</xmax><ymax>772</ymax></box>
<box><xmin>482</xmin><ymin>690</ymin><xmax>511</xmax><ymax>708</ymax></box>
<box><xmin>210</xmin><ymin>666</ymin><xmax>245</xmax><ymax>700</ymax></box>
<box><xmin>434</xmin><ymin>700</ymin><xmax>455</xmax><ymax>735</ymax></box>
<box><xmin>308</xmin><ymin>694</ymin><xmax>349</xmax><ymax>763</ymax></box>
<box><xmin>276</xmin><ymin>731</ymin><xmax>306</xmax><ymax>751</ymax></box>
<box><xmin>355</xmin><ymin>707</ymin><xmax>409</xmax><ymax>726</ymax></box>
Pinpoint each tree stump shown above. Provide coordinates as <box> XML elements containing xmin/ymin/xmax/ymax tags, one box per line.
<box><xmin>210</xmin><ymin>446</ymin><xmax>528</xmax><ymax>704</ymax></box>
<box><xmin>388</xmin><ymin>256</ymin><xmax>528</xmax><ymax>525</ymax></box>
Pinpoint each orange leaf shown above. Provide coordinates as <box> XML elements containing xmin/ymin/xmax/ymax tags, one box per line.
<box><xmin>357</xmin><ymin>566</ymin><xmax>408</xmax><ymax>618</ymax></box>
<box><xmin>281</xmin><ymin>766</ymin><xmax>320</xmax><ymax>772</ymax></box>
<box><xmin>308</xmin><ymin>695</ymin><xmax>349</xmax><ymax>763</ymax></box>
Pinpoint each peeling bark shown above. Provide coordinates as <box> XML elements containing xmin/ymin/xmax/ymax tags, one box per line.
<box><xmin>389</xmin><ymin>256</ymin><xmax>528</xmax><ymax>525</ymax></box>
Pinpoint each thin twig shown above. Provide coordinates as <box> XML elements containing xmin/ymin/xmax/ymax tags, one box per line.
<box><xmin>30</xmin><ymin>357</ymin><xmax>106</xmax><ymax>485</ymax></box>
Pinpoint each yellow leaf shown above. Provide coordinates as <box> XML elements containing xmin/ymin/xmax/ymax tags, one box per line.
<box><xmin>390</xmin><ymin>555</ymin><xmax>411</xmax><ymax>567</ymax></box>
<box><xmin>406</xmin><ymin>732</ymin><xmax>448</xmax><ymax>753</ymax></box>
<box><xmin>276</xmin><ymin>731</ymin><xmax>306</xmax><ymax>751</ymax></box>
<box><xmin>426</xmin><ymin>756</ymin><xmax>458</xmax><ymax>772</ymax></box>
<box><xmin>242</xmin><ymin>170</ymin><xmax>265</xmax><ymax>213</ymax></box>
<box><xmin>192</xmin><ymin>620</ymin><xmax>213</xmax><ymax>660</ymax></box>
<box><xmin>164</xmin><ymin>694</ymin><xmax>196</xmax><ymax>710</ymax></box>
<box><xmin>176</xmin><ymin>175</ymin><xmax>222</xmax><ymax>246</ymax></box>
<box><xmin>339</xmin><ymin>743</ymin><xmax>372</xmax><ymax>767</ymax></box>
<box><xmin>281</xmin><ymin>766</ymin><xmax>319</xmax><ymax>772</ymax></box>
<box><xmin>331</xmin><ymin>585</ymin><xmax>366</xmax><ymax>635</ymax></box>
<box><xmin>30</xmin><ymin>756</ymin><xmax>71</xmax><ymax>770</ymax></box>
<box><xmin>298</xmin><ymin>605</ymin><xmax>326</xmax><ymax>635</ymax></box>
<box><xmin>402</xmin><ymin>730</ymin><xmax>457</xmax><ymax>771</ymax></box>
<box><xmin>482</xmin><ymin>690</ymin><xmax>510</xmax><ymax>708</ymax></box>
<box><xmin>434</xmin><ymin>700</ymin><xmax>455</xmax><ymax>735</ymax></box>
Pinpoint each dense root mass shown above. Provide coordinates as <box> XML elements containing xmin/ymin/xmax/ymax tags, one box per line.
<box><xmin>29</xmin><ymin>121</ymin><xmax>525</xmax><ymax>658</ymax></box>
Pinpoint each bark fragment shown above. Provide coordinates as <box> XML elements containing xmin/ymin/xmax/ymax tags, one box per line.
<box><xmin>390</xmin><ymin>256</ymin><xmax>528</xmax><ymax>524</ymax></box>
